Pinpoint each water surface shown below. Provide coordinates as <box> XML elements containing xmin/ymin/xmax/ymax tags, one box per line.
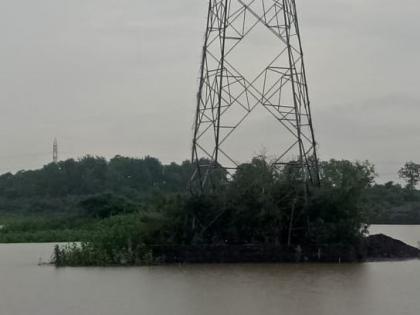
<box><xmin>0</xmin><ymin>225</ymin><xmax>419</xmax><ymax>315</ymax></box>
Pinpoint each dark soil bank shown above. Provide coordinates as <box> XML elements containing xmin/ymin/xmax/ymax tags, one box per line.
<box><xmin>366</xmin><ymin>234</ymin><xmax>420</xmax><ymax>261</ymax></box>
<box><xmin>151</xmin><ymin>234</ymin><xmax>420</xmax><ymax>264</ymax></box>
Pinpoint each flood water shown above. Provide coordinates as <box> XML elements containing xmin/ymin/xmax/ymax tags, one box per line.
<box><xmin>0</xmin><ymin>226</ymin><xmax>419</xmax><ymax>315</ymax></box>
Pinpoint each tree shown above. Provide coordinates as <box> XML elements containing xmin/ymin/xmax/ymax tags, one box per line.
<box><xmin>307</xmin><ymin>160</ymin><xmax>376</xmax><ymax>244</ymax></box>
<box><xmin>398</xmin><ymin>162</ymin><xmax>420</xmax><ymax>191</ymax></box>
<box><xmin>319</xmin><ymin>159</ymin><xmax>376</xmax><ymax>193</ymax></box>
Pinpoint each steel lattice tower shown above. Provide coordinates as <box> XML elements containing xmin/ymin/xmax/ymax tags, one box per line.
<box><xmin>191</xmin><ymin>0</ymin><xmax>320</xmax><ymax>192</ymax></box>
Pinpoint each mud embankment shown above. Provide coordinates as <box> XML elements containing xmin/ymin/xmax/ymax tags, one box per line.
<box><xmin>151</xmin><ymin>234</ymin><xmax>420</xmax><ymax>264</ymax></box>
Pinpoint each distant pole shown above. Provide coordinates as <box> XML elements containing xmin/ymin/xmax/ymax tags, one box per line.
<box><xmin>53</xmin><ymin>138</ymin><xmax>58</xmax><ymax>163</ymax></box>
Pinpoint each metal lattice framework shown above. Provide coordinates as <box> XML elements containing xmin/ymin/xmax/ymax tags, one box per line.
<box><xmin>191</xmin><ymin>0</ymin><xmax>320</xmax><ymax>191</ymax></box>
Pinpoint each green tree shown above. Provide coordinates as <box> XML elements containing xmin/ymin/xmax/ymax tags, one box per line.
<box><xmin>308</xmin><ymin>160</ymin><xmax>376</xmax><ymax>244</ymax></box>
<box><xmin>398</xmin><ymin>162</ymin><xmax>420</xmax><ymax>191</ymax></box>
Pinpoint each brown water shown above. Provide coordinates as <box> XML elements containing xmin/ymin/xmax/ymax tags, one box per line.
<box><xmin>0</xmin><ymin>225</ymin><xmax>419</xmax><ymax>315</ymax></box>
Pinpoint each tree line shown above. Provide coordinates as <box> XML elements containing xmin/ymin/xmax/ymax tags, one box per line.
<box><xmin>0</xmin><ymin>155</ymin><xmax>419</xmax><ymax>222</ymax></box>
<box><xmin>0</xmin><ymin>155</ymin><xmax>419</xmax><ymax>264</ymax></box>
<box><xmin>0</xmin><ymin>155</ymin><xmax>192</xmax><ymax>215</ymax></box>
<box><xmin>0</xmin><ymin>155</ymin><xmax>192</xmax><ymax>199</ymax></box>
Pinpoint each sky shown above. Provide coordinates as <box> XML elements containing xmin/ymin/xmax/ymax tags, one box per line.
<box><xmin>0</xmin><ymin>0</ymin><xmax>419</xmax><ymax>183</ymax></box>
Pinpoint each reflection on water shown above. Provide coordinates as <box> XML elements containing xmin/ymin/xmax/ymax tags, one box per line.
<box><xmin>0</xmin><ymin>226</ymin><xmax>419</xmax><ymax>315</ymax></box>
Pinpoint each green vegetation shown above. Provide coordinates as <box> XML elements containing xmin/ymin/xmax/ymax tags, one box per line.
<box><xmin>53</xmin><ymin>157</ymin><xmax>376</xmax><ymax>266</ymax></box>
<box><xmin>0</xmin><ymin>155</ymin><xmax>192</xmax><ymax>244</ymax></box>
<box><xmin>365</xmin><ymin>182</ymin><xmax>420</xmax><ymax>224</ymax></box>
<box><xmin>0</xmin><ymin>155</ymin><xmax>191</xmax><ymax>216</ymax></box>
<box><xmin>0</xmin><ymin>155</ymin><xmax>419</xmax><ymax>265</ymax></box>
<box><xmin>0</xmin><ymin>215</ymin><xmax>96</xmax><ymax>243</ymax></box>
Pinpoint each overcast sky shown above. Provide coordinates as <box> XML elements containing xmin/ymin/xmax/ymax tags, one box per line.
<box><xmin>0</xmin><ymin>0</ymin><xmax>419</xmax><ymax>182</ymax></box>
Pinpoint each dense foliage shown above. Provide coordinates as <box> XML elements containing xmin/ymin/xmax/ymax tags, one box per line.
<box><xmin>0</xmin><ymin>155</ymin><xmax>192</xmax><ymax>215</ymax></box>
<box><xmin>0</xmin><ymin>155</ymin><xmax>419</xmax><ymax>265</ymax></box>
<box><xmin>53</xmin><ymin>157</ymin><xmax>378</xmax><ymax>266</ymax></box>
<box><xmin>366</xmin><ymin>182</ymin><xmax>420</xmax><ymax>224</ymax></box>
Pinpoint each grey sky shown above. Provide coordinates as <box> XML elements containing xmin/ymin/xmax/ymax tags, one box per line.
<box><xmin>0</xmin><ymin>0</ymin><xmax>418</xmax><ymax>183</ymax></box>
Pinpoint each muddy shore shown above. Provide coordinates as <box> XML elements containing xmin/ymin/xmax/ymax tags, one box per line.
<box><xmin>151</xmin><ymin>234</ymin><xmax>420</xmax><ymax>264</ymax></box>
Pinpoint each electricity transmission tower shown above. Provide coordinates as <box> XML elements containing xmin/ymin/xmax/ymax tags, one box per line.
<box><xmin>53</xmin><ymin>138</ymin><xmax>58</xmax><ymax>163</ymax></box>
<box><xmin>191</xmin><ymin>0</ymin><xmax>320</xmax><ymax>192</ymax></box>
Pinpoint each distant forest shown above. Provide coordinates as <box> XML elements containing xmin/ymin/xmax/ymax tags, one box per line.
<box><xmin>0</xmin><ymin>155</ymin><xmax>419</xmax><ymax>225</ymax></box>
<box><xmin>0</xmin><ymin>156</ymin><xmax>191</xmax><ymax>215</ymax></box>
